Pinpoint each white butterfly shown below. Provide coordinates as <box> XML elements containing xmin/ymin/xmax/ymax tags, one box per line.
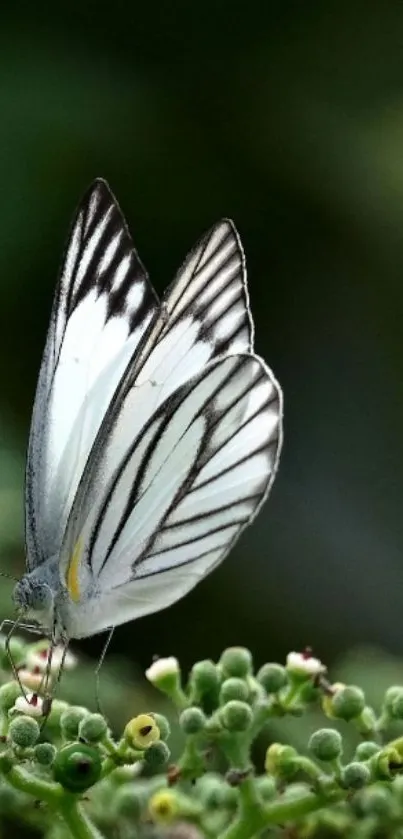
<box><xmin>12</xmin><ymin>179</ymin><xmax>283</xmax><ymax>643</ymax></box>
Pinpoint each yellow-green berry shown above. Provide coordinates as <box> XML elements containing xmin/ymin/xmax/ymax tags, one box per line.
<box><xmin>341</xmin><ymin>761</ymin><xmax>371</xmax><ymax>789</ymax></box>
<box><xmin>124</xmin><ymin>714</ymin><xmax>160</xmax><ymax>749</ymax></box>
<box><xmin>219</xmin><ymin>678</ymin><xmax>249</xmax><ymax>704</ymax></box>
<box><xmin>257</xmin><ymin>663</ymin><xmax>288</xmax><ymax>694</ymax></box>
<box><xmin>149</xmin><ymin>789</ymin><xmax>179</xmax><ymax>824</ymax></box>
<box><xmin>179</xmin><ymin>707</ymin><xmax>206</xmax><ymax>734</ymax></box>
<box><xmin>9</xmin><ymin>715</ymin><xmax>40</xmax><ymax>747</ymax></box>
<box><xmin>78</xmin><ymin>713</ymin><xmax>108</xmax><ymax>743</ymax></box>
<box><xmin>265</xmin><ymin>744</ymin><xmax>298</xmax><ymax>777</ymax></box>
<box><xmin>219</xmin><ymin>648</ymin><xmax>253</xmax><ymax>679</ymax></box>
<box><xmin>308</xmin><ymin>728</ymin><xmax>342</xmax><ymax>762</ymax></box>
<box><xmin>53</xmin><ymin>742</ymin><xmax>102</xmax><ymax>792</ymax></box>
<box><xmin>220</xmin><ymin>700</ymin><xmax>252</xmax><ymax>732</ymax></box>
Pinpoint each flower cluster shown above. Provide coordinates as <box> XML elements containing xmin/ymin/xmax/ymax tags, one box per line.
<box><xmin>0</xmin><ymin>640</ymin><xmax>403</xmax><ymax>838</ymax></box>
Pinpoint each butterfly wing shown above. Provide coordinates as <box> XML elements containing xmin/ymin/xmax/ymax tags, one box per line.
<box><xmin>122</xmin><ymin>217</ymin><xmax>253</xmax><ymax>400</ymax></box>
<box><xmin>25</xmin><ymin>179</ymin><xmax>158</xmax><ymax>570</ymax></box>
<box><xmin>61</xmin><ymin>353</ymin><xmax>282</xmax><ymax>638</ymax></box>
<box><xmin>61</xmin><ymin>215</ymin><xmax>256</xmax><ymax>516</ymax></box>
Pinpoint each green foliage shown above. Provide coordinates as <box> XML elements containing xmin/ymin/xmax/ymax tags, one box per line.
<box><xmin>3</xmin><ymin>638</ymin><xmax>403</xmax><ymax>838</ymax></box>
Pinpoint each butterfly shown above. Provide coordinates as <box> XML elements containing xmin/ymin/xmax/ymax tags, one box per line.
<box><xmin>11</xmin><ymin>179</ymin><xmax>283</xmax><ymax>647</ymax></box>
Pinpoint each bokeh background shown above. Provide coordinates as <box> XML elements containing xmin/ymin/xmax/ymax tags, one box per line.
<box><xmin>1</xmin><ymin>0</ymin><xmax>403</xmax><ymax>682</ymax></box>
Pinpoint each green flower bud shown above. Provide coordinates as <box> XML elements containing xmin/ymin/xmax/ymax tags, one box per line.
<box><xmin>256</xmin><ymin>663</ymin><xmax>288</xmax><ymax>694</ymax></box>
<box><xmin>114</xmin><ymin>783</ymin><xmax>146</xmax><ymax>819</ymax></box>
<box><xmin>383</xmin><ymin>685</ymin><xmax>403</xmax><ymax>715</ymax></box>
<box><xmin>149</xmin><ymin>713</ymin><xmax>170</xmax><ymax>741</ymax></box>
<box><xmin>354</xmin><ymin>741</ymin><xmax>379</xmax><ymax>762</ymax></box>
<box><xmin>53</xmin><ymin>742</ymin><xmax>102</xmax><ymax>792</ymax></box>
<box><xmin>143</xmin><ymin>740</ymin><xmax>170</xmax><ymax>769</ymax></box>
<box><xmin>256</xmin><ymin>775</ymin><xmax>276</xmax><ymax>800</ymax></box>
<box><xmin>189</xmin><ymin>660</ymin><xmax>221</xmax><ymax>698</ymax></box>
<box><xmin>0</xmin><ymin>781</ymin><xmax>22</xmax><ymax>813</ymax></box>
<box><xmin>217</xmin><ymin>783</ymin><xmax>238</xmax><ymax>809</ymax></box>
<box><xmin>179</xmin><ymin>707</ymin><xmax>206</xmax><ymax>735</ymax></box>
<box><xmin>196</xmin><ymin>774</ymin><xmax>228</xmax><ymax>809</ymax></box>
<box><xmin>0</xmin><ymin>682</ymin><xmax>21</xmax><ymax>712</ymax></box>
<box><xmin>60</xmin><ymin>707</ymin><xmax>89</xmax><ymax>740</ymax></box>
<box><xmin>308</xmin><ymin>728</ymin><xmax>343</xmax><ymax>762</ymax></box>
<box><xmin>355</xmin><ymin>706</ymin><xmax>377</xmax><ymax>736</ymax></box>
<box><xmin>0</xmin><ymin>638</ymin><xmax>26</xmax><ymax>670</ymax></box>
<box><xmin>219</xmin><ymin>648</ymin><xmax>253</xmax><ymax>679</ymax></box>
<box><xmin>78</xmin><ymin>713</ymin><xmax>108</xmax><ymax>743</ymax></box>
<box><xmin>0</xmin><ymin>752</ymin><xmax>14</xmax><ymax>774</ymax></box>
<box><xmin>341</xmin><ymin>761</ymin><xmax>371</xmax><ymax>789</ymax></box>
<box><xmin>282</xmin><ymin>782</ymin><xmax>311</xmax><ymax>800</ymax></box>
<box><xmin>46</xmin><ymin>700</ymin><xmax>69</xmax><ymax>731</ymax></box>
<box><xmin>34</xmin><ymin>742</ymin><xmax>57</xmax><ymax>766</ymax></box>
<box><xmin>9</xmin><ymin>715</ymin><xmax>40</xmax><ymax>748</ymax></box>
<box><xmin>330</xmin><ymin>685</ymin><xmax>365</xmax><ymax>721</ymax></box>
<box><xmin>391</xmin><ymin>692</ymin><xmax>403</xmax><ymax>719</ymax></box>
<box><xmin>298</xmin><ymin>680</ymin><xmax>320</xmax><ymax>704</ymax></box>
<box><xmin>220</xmin><ymin>700</ymin><xmax>253</xmax><ymax>732</ymax></box>
<box><xmin>219</xmin><ymin>678</ymin><xmax>249</xmax><ymax>704</ymax></box>
<box><xmin>358</xmin><ymin>784</ymin><xmax>394</xmax><ymax>818</ymax></box>
<box><xmin>204</xmin><ymin>714</ymin><xmax>223</xmax><ymax>736</ymax></box>
<box><xmin>265</xmin><ymin>744</ymin><xmax>298</xmax><ymax>778</ymax></box>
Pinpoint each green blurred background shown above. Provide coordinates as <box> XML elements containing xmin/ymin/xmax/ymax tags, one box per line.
<box><xmin>1</xmin><ymin>0</ymin><xmax>403</xmax><ymax>678</ymax></box>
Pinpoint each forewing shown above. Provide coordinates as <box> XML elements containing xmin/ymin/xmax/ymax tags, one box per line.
<box><xmin>62</xmin><ymin>353</ymin><xmax>282</xmax><ymax>636</ymax></box>
<box><xmin>26</xmin><ymin>179</ymin><xmax>158</xmax><ymax>569</ymax></box>
<box><xmin>123</xmin><ymin>218</ymin><xmax>253</xmax><ymax>405</ymax></box>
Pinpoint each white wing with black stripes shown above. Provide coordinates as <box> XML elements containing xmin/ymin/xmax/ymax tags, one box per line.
<box><xmin>62</xmin><ymin>352</ymin><xmax>282</xmax><ymax>638</ymax></box>
<box><xmin>23</xmin><ymin>177</ymin><xmax>283</xmax><ymax>640</ymax></box>
<box><xmin>25</xmin><ymin>179</ymin><xmax>158</xmax><ymax>570</ymax></box>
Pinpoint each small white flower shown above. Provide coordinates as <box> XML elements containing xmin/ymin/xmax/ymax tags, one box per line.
<box><xmin>49</xmin><ymin>646</ymin><xmax>77</xmax><ymax>672</ymax></box>
<box><xmin>18</xmin><ymin>669</ymin><xmax>44</xmax><ymax>690</ymax></box>
<box><xmin>145</xmin><ymin>656</ymin><xmax>180</xmax><ymax>684</ymax></box>
<box><xmin>12</xmin><ymin>693</ymin><xmax>44</xmax><ymax>717</ymax></box>
<box><xmin>26</xmin><ymin>645</ymin><xmax>77</xmax><ymax>674</ymax></box>
<box><xmin>286</xmin><ymin>651</ymin><xmax>325</xmax><ymax>677</ymax></box>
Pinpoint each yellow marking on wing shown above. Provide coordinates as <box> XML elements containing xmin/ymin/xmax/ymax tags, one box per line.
<box><xmin>66</xmin><ymin>539</ymin><xmax>82</xmax><ymax>602</ymax></box>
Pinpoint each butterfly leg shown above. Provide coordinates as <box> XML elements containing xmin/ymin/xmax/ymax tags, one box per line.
<box><xmin>95</xmin><ymin>626</ymin><xmax>115</xmax><ymax>716</ymax></box>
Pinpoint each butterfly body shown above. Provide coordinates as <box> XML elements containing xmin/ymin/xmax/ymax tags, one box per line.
<box><xmin>14</xmin><ymin>179</ymin><xmax>283</xmax><ymax>643</ymax></box>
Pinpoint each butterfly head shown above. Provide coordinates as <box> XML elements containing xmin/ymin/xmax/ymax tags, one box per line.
<box><xmin>13</xmin><ymin>576</ymin><xmax>53</xmax><ymax>619</ymax></box>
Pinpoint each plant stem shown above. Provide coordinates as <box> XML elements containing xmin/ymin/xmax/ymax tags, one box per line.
<box><xmin>59</xmin><ymin>796</ymin><xmax>105</xmax><ymax>839</ymax></box>
<box><xmin>8</xmin><ymin>764</ymin><xmax>61</xmax><ymax>804</ymax></box>
<box><xmin>218</xmin><ymin>780</ymin><xmax>343</xmax><ymax>839</ymax></box>
<box><xmin>8</xmin><ymin>765</ymin><xmax>105</xmax><ymax>839</ymax></box>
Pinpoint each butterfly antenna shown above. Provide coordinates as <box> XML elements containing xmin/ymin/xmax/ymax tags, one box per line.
<box><xmin>0</xmin><ymin>571</ymin><xmax>19</xmax><ymax>583</ymax></box>
<box><xmin>95</xmin><ymin>626</ymin><xmax>115</xmax><ymax>716</ymax></box>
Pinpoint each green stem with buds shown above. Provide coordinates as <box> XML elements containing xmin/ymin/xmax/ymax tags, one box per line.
<box><xmin>218</xmin><ymin>781</ymin><xmax>343</xmax><ymax>839</ymax></box>
<box><xmin>7</xmin><ymin>766</ymin><xmax>102</xmax><ymax>839</ymax></box>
